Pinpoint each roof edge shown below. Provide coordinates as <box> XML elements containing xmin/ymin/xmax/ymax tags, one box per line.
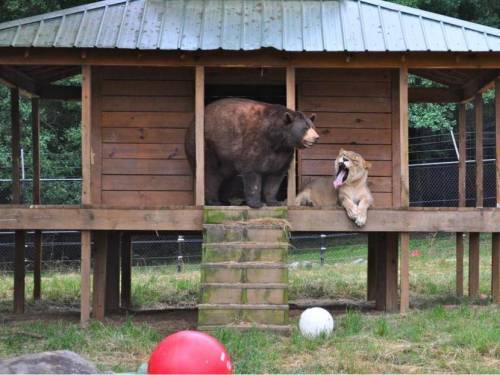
<box><xmin>363</xmin><ymin>0</ymin><xmax>500</xmax><ymax>37</ymax></box>
<box><xmin>0</xmin><ymin>0</ymin><xmax>127</xmax><ymax>30</ymax></box>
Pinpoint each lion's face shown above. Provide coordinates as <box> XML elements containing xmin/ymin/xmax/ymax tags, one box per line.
<box><xmin>333</xmin><ymin>149</ymin><xmax>371</xmax><ymax>189</ymax></box>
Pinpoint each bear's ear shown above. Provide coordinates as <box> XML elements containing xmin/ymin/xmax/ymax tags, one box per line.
<box><xmin>285</xmin><ymin>112</ymin><xmax>293</xmax><ymax>124</ymax></box>
<box><xmin>309</xmin><ymin>113</ymin><xmax>316</xmax><ymax>122</ymax></box>
<box><xmin>365</xmin><ymin>161</ymin><xmax>372</xmax><ymax>170</ymax></box>
<box><xmin>339</xmin><ymin>147</ymin><xmax>345</xmax><ymax>154</ymax></box>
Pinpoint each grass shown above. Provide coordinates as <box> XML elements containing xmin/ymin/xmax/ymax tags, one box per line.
<box><xmin>0</xmin><ymin>233</ymin><xmax>498</xmax><ymax>373</ymax></box>
<box><xmin>1</xmin><ymin>305</ymin><xmax>499</xmax><ymax>373</ymax></box>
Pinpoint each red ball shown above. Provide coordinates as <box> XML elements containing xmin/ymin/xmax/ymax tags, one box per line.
<box><xmin>148</xmin><ymin>331</ymin><xmax>232</xmax><ymax>374</ymax></box>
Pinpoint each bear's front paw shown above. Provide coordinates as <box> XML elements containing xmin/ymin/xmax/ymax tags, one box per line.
<box><xmin>247</xmin><ymin>199</ymin><xmax>264</xmax><ymax>209</ymax></box>
<box><xmin>354</xmin><ymin>214</ymin><xmax>366</xmax><ymax>227</ymax></box>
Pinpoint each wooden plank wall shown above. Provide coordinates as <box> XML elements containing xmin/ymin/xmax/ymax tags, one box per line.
<box><xmin>297</xmin><ymin>69</ymin><xmax>394</xmax><ymax>208</ymax></box>
<box><xmin>97</xmin><ymin>67</ymin><xmax>195</xmax><ymax>207</ymax></box>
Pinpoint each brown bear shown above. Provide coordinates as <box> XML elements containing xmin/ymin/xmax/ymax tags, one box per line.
<box><xmin>185</xmin><ymin>98</ymin><xmax>318</xmax><ymax>208</ymax></box>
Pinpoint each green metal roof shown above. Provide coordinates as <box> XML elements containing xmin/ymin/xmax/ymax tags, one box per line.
<box><xmin>0</xmin><ymin>0</ymin><xmax>499</xmax><ymax>52</ymax></box>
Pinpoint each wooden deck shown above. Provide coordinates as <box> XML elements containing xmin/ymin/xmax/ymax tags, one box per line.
<box><xmin>0</xmin><ymin>205</ymin><xmax>499</xmax><ymax>232</ymax></box>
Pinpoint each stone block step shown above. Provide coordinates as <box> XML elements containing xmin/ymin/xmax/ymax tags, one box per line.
<box><xmin>198</xmin><ymin>304</ymin><xmax>288</xmax><ymax>326</ymax></box>
<box><xmin>202</xmin><ymin>242</ymin><xmax>288</xmax><ymax>263</ymax></box>
<box><xmin>203</xmin><ymin>207</ymin><xmax>288</xmax><ymax>224</ymax></box>
<box><xmin>204</xmin><ymin>223</ymin><xmax>289</xmax><ymax>243</ymax></box>
<box><xmin>198</xmin><ymin>323</ymin><xmax>291</xmax><ymax>335</ymax></box>
<box><xmin>201</xmin><ymin>262</ymin><xmax>287</xmax><ymax>284</ymax></box>
<box><xmin>202</xmin><ymin>283</ymin><xmax>287</xmax><ymax>305</ymax></box>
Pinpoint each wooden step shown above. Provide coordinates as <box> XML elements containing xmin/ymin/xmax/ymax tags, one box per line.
<box><xmin>201</xmin><ymin>262</ymin><xmax>287</xmax><ymax>284</ymax></box>
<box><xmin>198</xmin><ymin>323</ymin><xmax>291</xmax><ymax>335</ymax></box>
<box><xmin>198</xmin><ymin>304</ymin><xmax>289</xmax><ymax>326</ymax></box>
<box><xmin>204</xmin><ymin>223</ymin><xmax>289</xmax><ymax>243</ymax></box>
<box><xmin>203</xmin><ymin>242</ymin><xmax>288</xmax><ymax>263</ymax></box>
<box><xmin>201</xmin><ymin>283</ymin><xmax>287</xmax><ymax>305</ymax></box>
<box><xmin>204</xmin><ymin>206</ymin><xmax>288</xmax><ymax>224</ymax></box>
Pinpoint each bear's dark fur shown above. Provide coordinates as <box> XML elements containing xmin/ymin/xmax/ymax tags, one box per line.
<box><xmin>185</xmin><ymin>98</ymin><xmax>317</xmax><ymax>208</ymax></box>
<box><xmin>185</xmin><ymin>99</ymin><xmax>318</xmax><ymax>208</ymax></box>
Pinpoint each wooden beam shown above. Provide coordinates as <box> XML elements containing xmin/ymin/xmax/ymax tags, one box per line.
<box><xmin>0</xmin><ymin>66</ymin><xmax>38</xmax><ymax>96</ymax></box>
<box><xmin>120</xmin><ymin>232</ymin><xmax>132</xmax><ymax>309</ymax></box>
<box><xmin>81</xmin><ymin>230</ymin><xmax>91</xmax><ymax>326</ymax></box>
<box><xmin>287</xmin><ymin>67</ymin><xmax>296</xmax><ymax>206</ymax></box>
<box><xmin>469</xmin><ymin>232</ymin><xmax>480</xmax><ymax>299</ymax></box>
<box><xmin>105</xmin><ymin>231</ymin><xmax>120</xmax><ymax>312</ymax></box>
<box><xmin>195</xmin><ymin>66</ymin><xmax>205</xmax><ymax>206</ymax></box>
<box><xmin>461</xmin><ymin>71</ymin><xmax>500</xmax><ymax>102</ymax></box>
<box><xmin>456</xmin><ymin>103</ymin><xmax>467</xmax><ymax>297</ymax></box>
<box><xmin>81</xmin><ymin>66</ymin><xmax>92</xmax><ymax>206</ymax></box>
<box><xmin>367</xmin><ymin>233</ymin><xmax>377</xmax><ymax>301</ymax></box>
<box><xmin>409</xmin><ymin>87</ymin><xmax>462</xmax><ymax>103</ymax></box>
<box><xmin>39</xmin><ymin>85</ymin><xmax>81</xmax><ymax>100</ymax></box>
<box><xmin>4</xmin><ymin>207</ymin><xmax>500</xmax><ymax>232</ymax></box>
<box><xmin>1</xmin><ymin>49</ymin><xmax>500</xmax><ymax>68</ymax></box>
<box><xmin>475</xmin><ymin>94</ymin><xmax>484</xmax><ymax>207</ymax></box>
<box><xmin>92</xmin><ymin>231</ymin><xmax>107</xmax><ymax>321</ymax></box>
<box><xmin>32</xmin><ymin>97</ymin><xmax>42</xmax><ymax>301</ymax></box>
<box><xmin>375</xmin><ymin>233</ymin><xmax>399</xmax><ymax>312</ymax></box>
<box><xmin>11</xmin><ymin>87</ymin><xmax>25</xmax><ymax>314</ymax></box>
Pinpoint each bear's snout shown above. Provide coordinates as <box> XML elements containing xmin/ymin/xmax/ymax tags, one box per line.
<box><xmin>302</xmin><ymin>127</ymin><xmax>319</xmax><ymax>148</ymax></box>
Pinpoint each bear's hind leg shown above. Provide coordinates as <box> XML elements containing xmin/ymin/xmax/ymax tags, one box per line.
<box><xmin>242</xmin><ymin>172</ymin><xmax>263</xmax><ymax>209</ymax></box>
<box><xmin>263</xmin><ymin>173</ymin><xmax>286</xmax><ymax>206</ymax></box>
<box><xmin>204</xmin><ymin>152</ymin><xmax>224</xmax><ymax>205</ymax></box>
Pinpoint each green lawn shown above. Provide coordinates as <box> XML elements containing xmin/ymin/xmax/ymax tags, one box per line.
<box><xmin>0</xmin><ymin>233</ymin><xmax>498</xmax><ymax>373</ymax></box>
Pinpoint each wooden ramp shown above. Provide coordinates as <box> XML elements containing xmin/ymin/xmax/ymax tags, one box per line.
<box><xmin>198</xmin><ymin>207</ymin><xmax>290</xmax><ymax>333</ymax></box>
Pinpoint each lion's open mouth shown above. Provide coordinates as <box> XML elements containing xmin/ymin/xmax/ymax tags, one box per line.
<box><xmin>333</xmin><ymin>163</ymin><xmax>349</xmax><ymax>189</ymax></box>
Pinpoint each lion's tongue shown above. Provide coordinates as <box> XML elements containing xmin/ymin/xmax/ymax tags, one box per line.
<box><xmin>333</xmin><ymin>170</ymin><xmax>346</xmax><ymax>189</ymax></box>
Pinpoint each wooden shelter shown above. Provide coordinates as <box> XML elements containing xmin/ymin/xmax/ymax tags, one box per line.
<box><xmin>0</xmin><ymin>0</ymin><xmax>499</xmax><ymax>326</ymax></box>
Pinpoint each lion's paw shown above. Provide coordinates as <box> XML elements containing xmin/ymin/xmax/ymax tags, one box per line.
<box><xmin>354</xmin><ymin>215</ymin><xmax>366</xmax><ymax>227</ymax></box>
<box><xmin>346</xmin><ymin>207</ymin><xmax>358</xmax><ymax>220</ymax></box>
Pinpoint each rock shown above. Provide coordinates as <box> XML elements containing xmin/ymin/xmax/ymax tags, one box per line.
<box><xmin>0</xmin><ymin>350</ymin><xmax>100</xmax><ymax>374</ymax></box>
<box><xmin>289</xmin><ymin>261</ymin><xmax>314</xmax><ymax>269</ymax></box>
<box><xmin>352</xmin><ymin>258</ymin><xmax>366</xmax><ymax>264</ymax></box>
<box><xmin>289</xmin><ymin>261</ymin><xmax>300</xmax><ymax>269</ymax></box>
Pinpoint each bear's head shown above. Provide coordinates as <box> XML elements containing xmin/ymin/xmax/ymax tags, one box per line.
<box><xmin>270</xmin><ymin>111</ymin><xmax>318</xmax><ymax>150</ymax></box>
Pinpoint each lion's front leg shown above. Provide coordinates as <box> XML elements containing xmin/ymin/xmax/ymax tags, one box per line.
<box><xmin>341</xmin><ymin>197</ymin><xmax>359</xmax><ymax>220</ymax></box>
<box><xmin>354</xmin><ymin>198</ymin><xmax>371</xmax><ymax>227</ymax></box>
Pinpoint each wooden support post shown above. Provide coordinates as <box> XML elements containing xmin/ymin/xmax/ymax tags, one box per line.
<box><xmin>195</xmin><ymin>66</ymin><xmax>205</xmax><ymax>206</ymax></box>
<box><xmin>80</xmin><ymin>231</ymin><xmax>91</xmax><ymax>326</ymax></box>
<box><xmin>120</xmin><ymin>232</ymin><xmax>132</xmax><ymax>309</ymax></box>
<box><xmin>375</xmin><ymin>233</ymin><xmax>399</xmax><ymax>312</ymax></box>
<box><xmin>493</xmin><ymin>78</ymin><xmax>500</xmax><ymax>304</ymax></box>
<box><xmin>286</xmin><ymin>67</ymin><xmax>297</xmax><ymax>206</ymax></box>
<box><xmin>367</xmin><ymin>233</ymin><xmax>378</xmax><ymax>301</ymax></box>
<box><xmin>399</xmin><ymin>233</ymin><xmax>410</xmax><ymax>313</ymax></box>
<box><xmin>399</xmin><ymin>66</ymin><xmax>410</xmax><ymax>313</ymax></box>
<box><xmin>468</xmin><ymin>232</ymin><xmax>480</xmax><ymax>299</ymax></box>
<box><xmin>105</xmin><ymin>231</ymin><xmax>120</xmax><ymax>312</ymax></box>
<box><xmin>475</xmin><ymin>94</ymin><xmax>484</xmax><ymax>207</ymax></box>
<box><xmin>11</xmin><ymin>87</ymin><xmax>25</xmax><ymax>314</ymax></box>
<box><xmin>456</xmin><ymin>103</ymin><xmax>466</xmax><ymax>297</ymax></box>
<box><xmin>32</xmin><ymin>97</ymin><xmax>42</xmax><ymax>301</ymax></box>
<box><xmin>81</xmin><ymin>65</ymin><xmax>92</xmax><ymax>325</ymax></box>
<box><xmin>92</xmin><ymin>231</ymin><xmax>107</xmax><ymax>321</ymax></box>
<box><xmin>493</xmin><ymin>233</ymin><xmax>500</xmax><ymax>303</ymax></box>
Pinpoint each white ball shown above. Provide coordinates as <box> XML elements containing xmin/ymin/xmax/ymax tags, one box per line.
<box><xmin>299</xmin><ymin>307</ymin><xmax>335</xmax><ymax>338</ymax></box>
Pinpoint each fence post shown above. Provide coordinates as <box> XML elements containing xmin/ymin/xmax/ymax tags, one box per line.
<box><xmin>177</xmin><ymin>235</ymin><xmax>184</xmax><ymax>272</ymax></box>
<box><xmin>320</xmin><ymin>234</ymin><xmax>326</xmax><ymax>266</ymax></box>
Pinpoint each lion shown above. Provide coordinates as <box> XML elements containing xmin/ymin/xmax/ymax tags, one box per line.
<box><xmin>295</xmin><ymin>149</ymin><xmax>373</xmax><ymax>226</ymax></box>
